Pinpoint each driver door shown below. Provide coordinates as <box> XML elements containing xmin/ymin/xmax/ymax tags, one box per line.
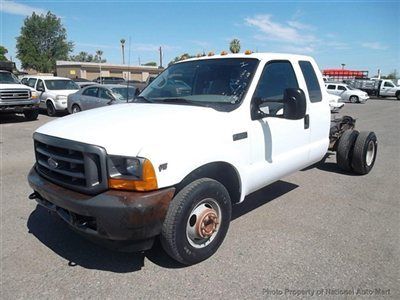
<box><xmin>35</xmin><ymin>79</ymin><xmax>46</xmax><ymax>108</ymax></box>
<box><xmin>247</xmin><ymin>60</ymin><xmax>310</xmax><ymax>194</ymax></box>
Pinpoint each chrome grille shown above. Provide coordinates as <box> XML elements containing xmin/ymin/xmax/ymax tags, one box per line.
<box><xmin>0</xmin><ymin>89</ymin><xmax>30</xmax><ymax>101</ymax></box>
<box><xmin>34</xmin><ymin>133</ymin><xmax>108</xmax><ymax>195</ymax></box>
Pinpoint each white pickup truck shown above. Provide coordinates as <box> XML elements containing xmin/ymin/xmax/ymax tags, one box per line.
<box><xmin>28</xmin><ymin>53</ymin><xmax>377</xmax><ymax>265</ymax></box>
<box><xmin>0</xmin><ymin>70</ymin><xmax>40</xmax><ymax>120</ymax></box>
<box><xmin>347</xmin><ymin>78</ymin><xmax>400</xmax><ymax>99</ymax></box>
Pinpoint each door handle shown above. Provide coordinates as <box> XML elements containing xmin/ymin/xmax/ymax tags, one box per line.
<box><xmin>304</xmin><ymin>114</ymin><xmax>310</xmax><ymax>129</ymax></box>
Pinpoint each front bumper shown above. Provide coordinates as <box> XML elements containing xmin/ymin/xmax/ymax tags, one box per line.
<box><xmin>0</xmin><ymin>99</ymin><xmax>40</xmax><ymax>112</ymax></box>
<box><xmin>53</xmin><ymin>99</ymin><xmax>68</xmax><ymax>110</ymax></box>
<box><xmin>28</xmin><ymin>167</ymin><xmax>175</xmax><ymax>251</ymax></box>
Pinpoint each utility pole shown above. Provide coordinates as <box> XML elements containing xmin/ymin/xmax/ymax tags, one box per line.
<box><xmin>159</xmin><ymin>46</ymin><xmax>163</xmax><ymax>68</ymax></box>
<box><xmin>138</xmin><ymin>56</ymin><xmax>141</xmax><ymax>66</ymax></box>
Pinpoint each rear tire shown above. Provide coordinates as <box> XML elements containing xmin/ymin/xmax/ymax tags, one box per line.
<box><xmin>46</xmin><ymin>101</ymin><xmax>57</xmax><ymax>117</ymax></box>
<box><xmin>23</xmin><ymin>110</ymin><xmax>39</xmax><ymax>121</ymax></box>
<box><xmin>337</xmin><ymin>130</ymin><xmax>359</xmax><ymax>172</ymax></box>
<box><xmin>71</xmin><ymin>104</ymin><xmax>81</xmax><ymax>113</ymax></box>
<box><xmin>161</xmin><ymin>178</ymin><xmax>231</xmax><ymax>265</ymax></box>
<box><xmin>351</xmin><ymin>131</ymin><xmax>377</xmax><ymax>175</ymax></box>
<box><xmin>349</xmin><ymin>95</ymin><xmax>359</xmax><ymax>103</ymax></box>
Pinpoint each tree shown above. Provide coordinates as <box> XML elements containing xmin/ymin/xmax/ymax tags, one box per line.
<box><xmin>120</xmin><ymin>39</ymin><xmax>126</xmax><ymax>64</ymax></box>
<box><xmin>16</xmin><ymin>12</ymin><xmax>73</xmax><ymax>73</ymax></box>
<box><xmin>168</xmin><ymin>53</ymin><xmax>195</xmax><ymax>66</ymax></box>
<box><xmin>143</xmin><ymin>61</ymin><xmax>157</xmax><ymax>66</ymax></box>
<box><xmin>229</xmin><ymin>39</ymin><xmax>241</xmax><ymax>54</ymax></box>
<box><xmin>0</xmin><ymin>45</ymin><xmax>8</xmax><ymax>61</ymax></box>
<box><xmin>69</xmin><ymin>51</ymin><xmax>106</xmax><ymax>63</ymax></box>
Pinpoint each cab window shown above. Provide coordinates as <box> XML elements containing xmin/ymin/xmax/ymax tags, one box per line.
<box><xmin>299</xmin><ymin>61</ymin><xmax>322</xmax><ymax>102</ymax></box>
<box><xmin>36</xmin><ymin>80</ymin><xmax>45</xmax><ymax>91</ymax></box>
<box><xmin>384</xmin><ymin>81</ymin><xmax>394</xmax><ymax>87</ymax></box>
<box><xmin>337</xmin><ymin>85</ymin><xmax>346</xmax><ymax>91</ymax></box>
<box><xmin>252</xmin><ymin>60</ymin><xmax>298</xmax><ymax>116</ymax></box>
<box><xmin>27</xmin><ymin>78</ymin><xmax>37</xmax><ymax>88</ymax></box>
<box><xmin>327</xmin><ymin>85</ymin><xmax>336</xmax><ymax>90</ymax></box>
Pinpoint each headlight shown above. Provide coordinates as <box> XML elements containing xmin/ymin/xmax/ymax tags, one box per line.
<box><xmin>107</xmin><ymin>156</ymin><xmax>158</xmax><ymax>191</ymax></box>
<box><xmin>31</xmin><ymin>91</ymin><xmax>38</xmax><ymax>99</ymax></box>
<box><xmin>56</xmin><ymin>95</ymin><xmax>67</xmax><ymax>100</ymax></box>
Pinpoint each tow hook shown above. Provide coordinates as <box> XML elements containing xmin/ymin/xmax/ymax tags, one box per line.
<box><xmin>28</xmin><ymin>192</ymin><xmax>40</xmax><ymax>200</ymax></box>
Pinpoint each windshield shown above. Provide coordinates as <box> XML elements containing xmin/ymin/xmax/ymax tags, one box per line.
<box><xmin>140</xmin><ymin>58</ymin><xmax>259</xmax><ymax>106</ymax></box>
<box><xmin>45</xmin><ymin>79</ymin><xmax>79</xmax><ymax>90</ymax></box>
<box><xmin>111</xmin><ymin>87</ymin><xmax>136</xmax><ymax>100</ymax></box>
<box><xmin>346</xmin><ymin>85</ymin><xmax>355</xmax><ymax>90</ymax></box>
<box><xmin>0</xmin><ymin>72</ymin><xmax>20</xmax><ymax>84</ymax></box>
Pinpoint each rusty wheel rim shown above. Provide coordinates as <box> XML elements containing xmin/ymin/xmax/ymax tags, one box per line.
<box><xmin>186</xmin><ymin>198</ymin><xmax>221</xmax><ymax>249</ymax></box>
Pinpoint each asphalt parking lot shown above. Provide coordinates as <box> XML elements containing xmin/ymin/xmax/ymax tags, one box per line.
<box><xmin>1</xmin><ymin>98</ymin><xmax>399</xmax><ymax>299</ymax></box>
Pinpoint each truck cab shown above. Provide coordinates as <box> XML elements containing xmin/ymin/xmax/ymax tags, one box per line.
<box><xmin>378</xmin><ymin>79</ymin><xmax>400</xmax><ymax>98</ymax></box>
<box><xmin>28</xmin><ymin>53</ymin><xmax>377</xmax><ymax>265</ymax></box>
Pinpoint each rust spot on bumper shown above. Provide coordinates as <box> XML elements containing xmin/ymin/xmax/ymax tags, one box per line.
<box><xmin>28</xmin><ymin>167</ymin><xmax>175</xmax><ymax>242</ymax></box>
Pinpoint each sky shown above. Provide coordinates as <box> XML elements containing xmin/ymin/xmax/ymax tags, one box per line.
<box><xmin>1</xmin><ymin>0</ymin><xmax>399</xmax><ymax>75</ymax></box>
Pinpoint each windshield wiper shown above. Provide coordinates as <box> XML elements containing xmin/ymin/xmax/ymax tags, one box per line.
<box><xmin>154</xmin><ymin>97</ymin><xmax>208</xmax><ymax>107</ymax></box>
<box><xmin>134</xmin><ymin>95</ymin><xmax>153</xmax><ymax>103</ymax></box>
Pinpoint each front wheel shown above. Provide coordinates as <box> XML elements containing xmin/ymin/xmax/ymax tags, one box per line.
<box><xmin>46</xmin><ymin>101</ymin><xmax>57</xmax><ymax>116</ymax></box>
<box><xmin>349</xmin><ymin>95</ymin><xmax>359</xmax><ymax>103</ymax></box>
<box><xmin>71</xmin><ymin>104</ymin><xmax>81</xmax><ymax>113</ymax></box>
<box><xmin>161</xmin><ymin>178</ymin><xmax>231</xmax><ymax>265</ymax></box>
<box><xmin>396</xmin><ymin>92</ymin><xmax>400</xmax><ymax>100</ymax></box>
<box><xmin>23</xmin><ymin>110</ymin><xmax>39</xmax><ymax>121</ymax></box>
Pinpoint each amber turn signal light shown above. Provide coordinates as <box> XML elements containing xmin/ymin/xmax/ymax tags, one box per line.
<box><xmin>108</xmin><ymin>159</ymin><xmax>158</xmax><ymax>191</ymax></box>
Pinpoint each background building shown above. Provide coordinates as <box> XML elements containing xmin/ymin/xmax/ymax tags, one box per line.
<box><xmin>56</xmin><ymin>61</ymin><xmax>162</xmax><ymax>82</ymax></box>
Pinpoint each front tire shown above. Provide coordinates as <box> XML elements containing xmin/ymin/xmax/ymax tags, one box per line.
<box><xmin>71</xmin><ymin>104</ymin><xmax>81</xmax><ymax>113</ymax></box>
<box><xmin>396</xmin><ymin>91</ymin><xmax>400</xmax><ymax>100</ymax></box>
<box><xmin>23</xmin><ymin>110</ymin><xmax>39</xmax><ymax>121</ymax></box>
<box><xmin>349</xmin><ymin>95</ymin><xmax>359</xmax><ymax>103</ymax></box>
<box><xmin>161</xmin><ymin>178</ymin><xmax>231</xmax><ymax>265</ymax></box>
<box><xmin>46</xmin><ymin>101</ymin><xmax>57</xmax><ymax>116</ymax></box>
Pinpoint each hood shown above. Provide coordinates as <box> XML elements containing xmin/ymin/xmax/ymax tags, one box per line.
<box><xmin>49</xmin><ymin>89</ymin><xmax>79</xmax><ymax>97</ymax></box>
<box><xmin>0</xmin><ymin>83</ymin><xmax>35</xmax><ymax>91</ymax></box>
<box><xmin>36</xmin><ymin>103</ymin><xmax>229</xmax><ymax>156</ymax></box>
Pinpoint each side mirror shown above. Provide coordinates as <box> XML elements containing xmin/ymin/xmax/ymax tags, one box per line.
<box><xmin>283</xmin><ymin>88</ymin><xmax>307</xmax><ymax>120</ymax></box>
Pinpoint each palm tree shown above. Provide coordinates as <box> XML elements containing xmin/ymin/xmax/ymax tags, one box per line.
<box><xmin>120</xmin><ymin>39</ymin><xmax>126</xmax><ymax>64</ymax></box>
<box><xmin>229</xmin><ymin>39</ymin><xmax>241</xmax><ymax>54</ymax></box>
<box><xmin>96</xmin><ymin>49</ymin><xmax>103</xmax><ymax>61</ymax></box>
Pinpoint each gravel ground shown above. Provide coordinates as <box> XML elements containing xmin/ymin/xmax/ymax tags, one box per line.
<box><xmin>1</xmin><ymin>98</ymin><xmax>399</xmax><ymax>299</ymax></box>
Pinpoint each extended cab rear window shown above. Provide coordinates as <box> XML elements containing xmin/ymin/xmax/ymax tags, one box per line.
<box><xmin>299</xmin><ymin>61</ymin><xmax>322</xmax><ymax>103</ymax></box>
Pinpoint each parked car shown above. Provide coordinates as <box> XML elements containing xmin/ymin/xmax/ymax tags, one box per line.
<box><xmin>67</xmin><ymin>84</ymin><xmax>137</xmax><ymax>113</ymax></box>
<box><xmin>94</xmin><ymin>76</ymin><xmax>125</xmax><ymax>84</ymax></box>
<box><xmin>72</xmin><ymin>78</ymin><xmax>96</xmax><ymax>89</ymax></box>
<box><xmin>28</xmin><ymin>53</ymin><xmax>377</xmax><ymax>265</ymax></box>
<box><xmin>22</xmin><ymin>76</ymin><xmax>80</xmax><ymax>116</ymax></box>
<box><xmin>325</xmin><ymin>83</ymin><xmax>369</xmax><ymax>103</ymax></box>
<box><xmin>0</xmin><ymin>70</ymin><xmax>40</xmax><ymax>120</ymax></box>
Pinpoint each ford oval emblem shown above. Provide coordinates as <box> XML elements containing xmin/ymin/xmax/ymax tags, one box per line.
<box><xmin>47</xmin><ymin>157</ymin><xmax>59</xmax><ymax>169</ymax></box>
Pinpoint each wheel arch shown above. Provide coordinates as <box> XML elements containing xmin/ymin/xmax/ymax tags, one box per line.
<box><xmin>175</xmin><ymin>161</ymin><xmax>242</xmax><ymax>204</ymax></box>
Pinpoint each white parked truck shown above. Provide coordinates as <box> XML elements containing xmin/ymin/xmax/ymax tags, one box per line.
<box><xmin>0</xmin><ymin>70</ymin><xmax>40</xmax><ymax>120</ymax></box>
<box><xmin>347</xmin><ymin>78</ymin><xmax>400</xmax><ymax>99</ymax></box>
<box><xmin>28</xmin><ymin>53</ymin><xmax>378</xmax><ymax>265</ymax></box>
